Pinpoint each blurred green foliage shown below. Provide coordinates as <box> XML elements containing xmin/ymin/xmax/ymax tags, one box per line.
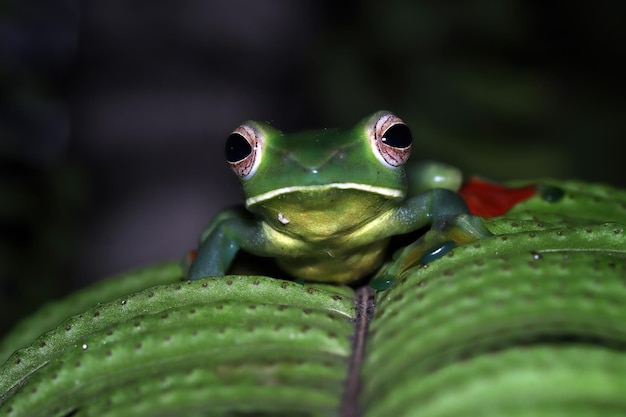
<box><xmin>0</xmin><ymin>0</ymin><xmax>82</xmax><ymax>335</ymax></box>
<box><xmin>308</xmin><ymin>1</ymin><xmax>625</xmax><ymax>184</ymax></box>
<box><xmin>0</xmin><ymin>160</ymin><xmax>86</xmax><ymax>336</ymax></box>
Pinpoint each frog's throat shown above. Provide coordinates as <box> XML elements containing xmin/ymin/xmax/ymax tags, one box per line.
<box><xmin>245</xmin><ymin>183</ymin><xmax>405</xmax><ymax>207</ymax></box>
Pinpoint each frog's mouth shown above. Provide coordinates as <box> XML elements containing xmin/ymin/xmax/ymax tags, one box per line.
<box><xmin>245</xmin><ymin>182</ymin><xmax>404</xmax><ymax>207</ymax></box>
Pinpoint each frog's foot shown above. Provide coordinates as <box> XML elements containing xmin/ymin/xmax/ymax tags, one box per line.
<box><xmin>397</xmin><ymin>214</ymin><xmax>492</xmax><ymax>272</ymax></box>
<box><xmin>420</xmin><ymin>215</ymin><xmax>491</xmax><ymax>261</ymax></box>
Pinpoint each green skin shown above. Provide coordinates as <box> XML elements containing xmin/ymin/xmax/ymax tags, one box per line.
<box><xmin>188</xmin><ymin>111</ymin><xmax>491</xmax><ymax>283</ymax></box>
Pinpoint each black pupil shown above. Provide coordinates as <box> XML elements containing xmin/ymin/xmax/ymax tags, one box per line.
<box><xmin>225</xmin><ymin>133</ymin><xmax>252</xmax><ymax>162</ymax></box>
<box><xmin>381</xmin><ymin>124</ymin><xmax>412</xmax><ymax>148</ymax></box>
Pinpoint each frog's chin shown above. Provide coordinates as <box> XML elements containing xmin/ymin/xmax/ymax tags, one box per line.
<box><xmin>246</xmin><ymin>184</ymin><xmax>404</xmax><ymax>241</ymax></box>
<box><xmin>244</xmin><ymin>183</ymin><xmax>404</xmax><ymax>207</ymax></box>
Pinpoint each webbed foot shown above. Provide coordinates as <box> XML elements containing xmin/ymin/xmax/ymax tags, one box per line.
<box><xmin>372</xmin><ymin>214</ymin><xmax>492</xmax><ymax>289</ymax></box>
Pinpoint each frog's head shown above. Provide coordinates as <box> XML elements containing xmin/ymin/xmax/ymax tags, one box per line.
<box><xmin>223</xmin><ymin>111</ymin><xmax>413</xmax><ymax>239</ymax></box>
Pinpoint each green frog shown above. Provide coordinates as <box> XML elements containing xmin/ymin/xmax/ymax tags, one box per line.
<box><xmin>187</xmin><ymin>111</ymin><xmax>491</xmax><ymax>283</ymax></box>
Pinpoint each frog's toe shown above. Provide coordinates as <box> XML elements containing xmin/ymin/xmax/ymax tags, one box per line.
<box><xmin>379</xmin><ymin>214</ymin><xmax>492</xmax><ymax>278</ymax></box>
<box><xmin>421</xmin><ymin>214</ymin><xmax>491</xmax><ymax>261</ymax></box>
<box><xmin>419</xmin><ymin>240</ymin><xmax>457</xmax><ymax>263</ymax></box>
<box><xmin>369</xmin><ymin>274</ymin><xmax>397</xmax><ymax>291</ymax></box>
<box><xmin>375</xmin><ymin>234</ymin><xmax>454</xmax><ymax>281</ymax></box>
<box><xmin>441</xmin><ymin>213</ymin><xmax>493</xmax><ymax>244</ymax></box>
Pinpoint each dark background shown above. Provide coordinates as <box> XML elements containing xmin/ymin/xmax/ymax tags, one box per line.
<box><xmin>1</xmin><ymin>0</ymin><xmax>624</xmax><ymax>335</ymax></box>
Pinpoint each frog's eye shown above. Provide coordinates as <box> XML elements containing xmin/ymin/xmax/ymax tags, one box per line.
<box><xmin>370</xmin><ymin>113</ymin><xmax>412</xmax><ymax>168</ymax></box>
<box><xmin>225</xmin><ymin>123</ymin><xmax>263</xmax><ymax>180</ymax></box>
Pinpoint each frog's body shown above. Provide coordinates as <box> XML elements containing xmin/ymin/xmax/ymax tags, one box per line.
<box><xmin>188</xmin><ymin>111</ymin><xmax>491</xmax><ymax>283</ymax></box>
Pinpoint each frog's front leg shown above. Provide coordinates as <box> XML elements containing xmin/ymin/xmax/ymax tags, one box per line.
<box><xmin>391</xmin><ymin>188</ymin><xmax>492</xmax><ymax>269</ymax></box>
<box><xmin>187</xmin><ymin>207</ymin><xmax>266</xmax><ymax>280</ymax></box>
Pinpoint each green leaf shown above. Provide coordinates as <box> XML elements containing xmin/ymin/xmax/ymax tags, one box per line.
<box><xmin>0</xmin><ymin>275</ymin><xmax>355</xmax><ymax>416</ymax></box>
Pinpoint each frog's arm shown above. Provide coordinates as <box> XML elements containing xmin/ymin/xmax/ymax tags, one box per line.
<box><xmin>380</xmin><ymin>188</ymin><xmax>492</xmax><ymax>272</ymax></box>
<box><xmin>187</xmin><ymin>207</ymin><xmax>264</xmax><ymax>280</ymax></box>
<box><xmin>391</xmin><ymin>188</ymin><xmax>491</xmax><ymax>239</ymax></box>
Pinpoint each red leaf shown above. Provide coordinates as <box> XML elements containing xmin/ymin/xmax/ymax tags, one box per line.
<box><xmin>459</xmin><ymin>177</ymin><xmax>536</xmax><ymax>218</ymax></box>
